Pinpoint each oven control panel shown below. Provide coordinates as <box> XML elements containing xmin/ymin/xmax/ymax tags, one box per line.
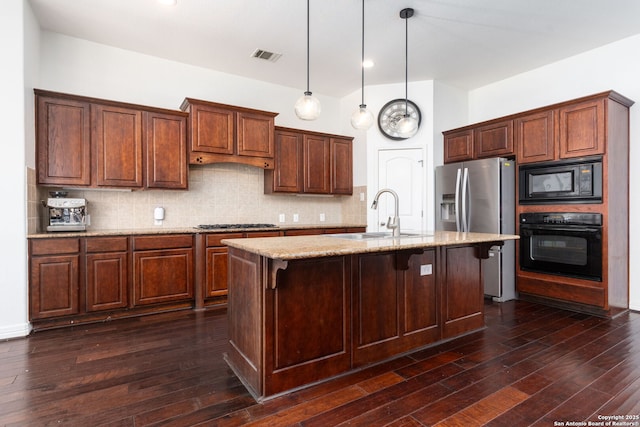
<box><xmin>520</xmin><ymin>212</ymin><xmax>602</xmax><ymax>226</ymax></box>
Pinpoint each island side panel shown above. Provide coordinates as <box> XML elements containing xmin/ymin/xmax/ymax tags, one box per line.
<box><xmin>440</xmin><ymin>245</ymin><xmax>485</xmax><ymax>338</ymax></box>
<box><xmin>226</xmin><ymin>247</ymin><xmax>263</xmax><ymax>398</ymax></box>
<box><xmin>263</xmin><ymin>256</ymin><xmax>351</xmax><ymax>397</ymax></box>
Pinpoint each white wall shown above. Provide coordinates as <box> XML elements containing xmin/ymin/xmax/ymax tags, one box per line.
<box><xmin>0</xmin><ymin>0</ymin><xmax>34</xmax><ymax>339</ymax></box>
<box><xmin>39</xmin><ymin>32</ymin><xmax>344</xmax><ymax>135</ymax></box>
<box><xmin>468</xmin><ymin>34</ymin><xmax>640</xmax><ymax>310</ymax></box>
<box><xmin>363</xmin><ymin>81</ymin><xmax>435</xmax><ymax>231</ymax></box>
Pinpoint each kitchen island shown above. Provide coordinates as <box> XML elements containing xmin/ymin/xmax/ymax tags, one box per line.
<box><xmin>222</xmin><ymin>231</ymin><xmax>519</xmax><ymax>401</ymax></box>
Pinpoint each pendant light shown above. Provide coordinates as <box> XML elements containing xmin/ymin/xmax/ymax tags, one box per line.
<box><xmin>294</xmin><ymin>0</ymin><xmax>321</xmax><ymax>120</ymax></box>
<box><xmin>396</xmin><ymin>8</ymin><xmax>419</xmax><ymax>138</ymax></box>
<box><xmin>350</xmin><ymin>0</ymin><xmax>374</xmax><ymax>130</ymax></box>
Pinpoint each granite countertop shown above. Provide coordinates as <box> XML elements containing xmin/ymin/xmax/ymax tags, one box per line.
<box><xmin>222</xmin><ymin>231</ymin><xmax>520</xmax><ymax>260</ymax></box>
<box><xmin>26</xmin><ymin>223</ymin><xmax>367</xmax><ymax>239</ymax></box>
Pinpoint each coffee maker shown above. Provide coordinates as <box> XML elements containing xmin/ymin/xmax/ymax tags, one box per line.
<box><xmin>45</xmin><ymin>192</ymin><xmax>88</xmax><ymax>232</ymax></box>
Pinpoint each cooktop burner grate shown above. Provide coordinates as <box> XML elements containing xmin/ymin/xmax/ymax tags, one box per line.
<box><xmin>195</xmin><ymin>223</ymin><xmax>278</xmax><ymax>230</ymax></box>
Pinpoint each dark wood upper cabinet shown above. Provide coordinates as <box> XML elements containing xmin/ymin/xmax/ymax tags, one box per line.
<box><xmin>236</xmin><ymin>111</ymin><xmax>275</xmax><ymax>158</ymax></box>
<box><xmin>181</xmin><ymin>98</ymin><xmax>277</xmax><ymax>169</ymax></box>
<box><xmin>35</xmin><ymin>90</ymin><xmax>188</xmax><ymax>190</ymax></box>
<box><xmin>443</xmin><ymin>129</ymin><xmax>474</xmax><ymax>163</ymax></box>
<box><xmin>515</xmin><ymin>110</ymin><xmax>555</xmax><ymax>164</ymax></box>
<box><xmin>330</xmin><ymin>137</ymin><xmax>353</xmax><ymax>195</ymax></box>
<box><xmin>144</xmin><ymin>111</ymin><xmax>188</xmax><ymax>189</ymax></box>
<box><xmin>265</xmin><ymin>127</ymin><xmax>353</xmax><ymax>195</ymax></box>
<box><xmin>474</xmin><ymin>119</ymin><xmax>514</xmax><ymax>159</ymax></box>
<box><xmin>303</xmin><ymin>134</ymin><xmax>331</xmax><ymax>194</ymax></box>
<box><xmin>92</xmin><ymin>104</ymin><xmax>144</xmax><ymax>188</ymax></box>
<box><xmin>36</xmin><ymin>95</ymin><xmax>91</xmax><ymax>186</ymax></box>
<box><xmin>265</xmin><ymin>129</ymin><xmax>303</xmax><ymax>193</ymax></box>
<box><xmin>558</xmin><ymin>97</ymin><xmax>606</xmax><ymax>158</ymax></box>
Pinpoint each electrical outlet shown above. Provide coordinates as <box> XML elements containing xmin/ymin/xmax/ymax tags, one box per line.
<box><xmin>279</xmin><ymin>213</ymin><xmax>285</xmax><ymax>223</ymax></box>
<box><xmin>420</xmin><ymin>264</ymin><xmax>432</xmax><ymax>276</ymax></box>
<box><xmin>319</xmin><ymin>213</ymin><xmax>325</xmax><ymax>222</ymax></box>
<box><xmin>360</xmin><ymin>192</ymin><xmax>365</xmax><ymax>202</ymax></box>
<box><xmin>293</xmin><ymin>213</ymin><xmax>299</xmax><ymax>222</ymax></box>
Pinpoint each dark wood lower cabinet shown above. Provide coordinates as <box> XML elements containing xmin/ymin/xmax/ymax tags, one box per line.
<box><xmin>85</xmin><ymin>237</ymin><xmax>129</xmax><ymax>312</ymax></box>
<box><xmin>29</xmin><ymin>238</ymin><xmax>80</xmax><ymax>320</ymax></box>
<box><xmin>133</xmin><ymin>235</ymin><xmax>194</xmax><ymax>306</ymax></box>
<box><xmin>226</xmin><ymin>243</ymin><xmax>486</xmax><ymax>401</ymax></box>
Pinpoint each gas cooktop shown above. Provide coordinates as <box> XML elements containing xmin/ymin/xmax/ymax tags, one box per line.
<box><xmin>195</xmin><ymin>223</ymin><xmax>278</xmax><ymax>230</ymax></box>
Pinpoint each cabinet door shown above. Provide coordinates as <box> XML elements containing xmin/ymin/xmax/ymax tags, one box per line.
<box><xmin>144</xmin><ymin>111</ymin><xmax>188</xmax><ymax>189</ymax></box>
<box><xmin>86</xmin><ymin>252</ymin><xmax>129</xmax><ymax>311</ymax></box>
<box><xmin>402</xmin><ymin>249</ymin><xmax>439</xmax><ymax>341</ymax></box>
<box><xmin>330</xmin><ymin>137</ymin><xmax>353</xmax><ymax>194</ymax></box>
<box><xmin>36</xmin><ymin>95</ymin><xmax>91</xmax><ymax>186</ymax></box>
<box><xmin>205</xmin><ymin>247</ymin><xmax>230</xmax><ymax>297</ymax></box>
<box><xmin>558</xmin><ymin>98</ymin><xmax>606</xmax><ymax>158</ymax></box>
<box><xmin>190</xmin><ymin>103</ymin><xmax>234</xmax><ymax>154</ymax></box>
<box><xmin>515</xmin><ymin>110</ymin><xmax>555</xmax><ymax>164</ymax></box>
<box><xmin>303</xmin><ymin>134</ymin><xmax>330</xmax><ymax>193</ymax></box>
<box><xmin>237</xmin><ymin>111</ymin><xmax>275</xmax><ymax>158</ymax></box>
<box><xmin>474</xmin><ymin>120</ymin><xmax>514</xmax><ymax>158</ymax></box>
<box><xmin>30</xmin><ymin>255</ymin><xmax>79</xmax><ymax>319</ymax></box>
<box><xmin>134</xmin><ymin>248</ymin><xmax>193</xmax><ymax>305</ymax></box>
<box><xmin>92</xmin><ymin>104</ymin><xmax>143</xmax><ymax>188</ymax></box>
<box><xmin>440</xmin><ymin>245</ymin><xmax>484</xmax><ymax>338</ymax></box>
<box><xmin>85</xmin><ymin>237</ymin><xmax>129</xmax><ymax>312</ymax></box>
<box><xmin>263</xmin><ymin>255</ymin><xmax>351</xmax><ymax>396</ymax></box>
<box><xmin>352</xmin><ymin>252</ymin><xmax>401</xmax><ymax>365</ymax></box>
<box><xmin>443</xmin><ymin>129</ymin><xmax>474</xmax><ymax>163</ymax></box>
<box><xmin>270</xmin><ymin>130</ymin><xmax>303</xmax><ymax>193</ymax></box>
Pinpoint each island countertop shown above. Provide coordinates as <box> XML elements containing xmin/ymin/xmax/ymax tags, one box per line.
<box><xmin>222</xmin><ymin>230</ymin><xmax>519</xmax><ymax>260</ymax></box>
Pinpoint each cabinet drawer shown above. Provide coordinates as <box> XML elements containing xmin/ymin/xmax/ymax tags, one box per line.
<box><xmin>245</xmin><ymin>231</ymin><xmax>281</xmax><ymax>238</ymax></box>
<box><xmin>86</xmin><ymin>237</ymin><xmax>129</xmax><ymax>253</ymax></box>
<box><xmin>133</xmin><ymin>234</ymin><xmax>193</xmax><ymax>251</ymax></box>
<box><xmin>31</xmin><ymin>238</ymin><xmax>80</xmax><ymax>256</ymax></box>
<box><xmin>206</xmin><ymin>233</ymin><xmax>244</xmax><ymax>247</ymax></box>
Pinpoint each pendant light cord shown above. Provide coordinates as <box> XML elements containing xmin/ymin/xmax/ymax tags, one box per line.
<box><xmin>404</xmin><ymin>10</ymin><xmax>409</xmax><ymax>114</ymax></box>
<box><xmin>360</xmin><ymin>0</ymin><xmax>365</xmax><ymax>106</ymax></box>
<box><xmin>305</xmin><ymin>0</ymin><xmax>310</xmax><ymax>94</ymax></box>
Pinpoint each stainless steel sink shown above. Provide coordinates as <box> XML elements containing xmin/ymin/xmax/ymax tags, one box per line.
<box><xmin>326</xmin><ymin>232</ymin><xmax>432</xmax><ymax>240</ymax></box>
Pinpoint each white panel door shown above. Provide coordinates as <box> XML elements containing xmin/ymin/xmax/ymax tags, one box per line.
<box><xmin>376</xmin><ymin>148</ymin><xmax>424</xmax><ymax>233</ymax></box>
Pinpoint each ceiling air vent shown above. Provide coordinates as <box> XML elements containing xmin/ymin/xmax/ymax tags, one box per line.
<box><xmin>251</xmin><ymin>48</ymin><xmax>282</xmax><ymax>63</ymax></box>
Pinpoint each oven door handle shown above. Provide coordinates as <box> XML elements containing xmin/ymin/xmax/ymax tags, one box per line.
<box><xmin>520</xmin><ymin>225</ymin><xmax>602</xmax><ymax>234</ymax></box>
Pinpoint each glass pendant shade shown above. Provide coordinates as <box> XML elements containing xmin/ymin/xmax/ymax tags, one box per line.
<box><xmin>351</xmin><ymin>104</ymin><xmax>374</xmax><ymax>130</ymax></box>
<box><xmin>396</xmin><ymin>114</ymin><xmax>419</xmax><ymax>138</ymax></box>
<box><xmin>294</xmin><ymin>91</ymin><xmax>321</xmax><ymax>120</ymax></box>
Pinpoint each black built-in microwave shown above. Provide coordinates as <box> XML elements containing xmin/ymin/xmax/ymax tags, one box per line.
<box><xmin>519</xmin><ymin>157</ymin><xmax>602</xmax><ymax>204</ymax></box>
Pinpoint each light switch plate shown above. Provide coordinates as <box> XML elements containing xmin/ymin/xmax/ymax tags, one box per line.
<box><xmin>420</xmin><ymin>264</ymin><xmax>432</xmax><ymax>276</ymax></box>
<box><xmin>279</xmin><ymin>213</ymin><xmax>285</xmax><ymax>223</ymax></box>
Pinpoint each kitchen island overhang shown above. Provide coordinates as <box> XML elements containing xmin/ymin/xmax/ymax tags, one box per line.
<box><xmin>222</xmin><ymin>231</ymin><xmax>519</xmax><ymax>402</ymax></box>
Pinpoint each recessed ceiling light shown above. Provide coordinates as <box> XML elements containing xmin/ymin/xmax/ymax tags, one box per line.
<box><xmin>363</xmin><ymin>59</ymin><xmax>374</xmax><ymax>68</ymax></box>
<box><xmin>157</xmin><ymin>0</ymin><xmax>177</xmax><ymax>6</ymax></box>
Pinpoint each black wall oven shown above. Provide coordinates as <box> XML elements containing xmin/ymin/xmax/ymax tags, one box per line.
<box><xmin>519</xmin><ymin>212</ymin><xmax>602</xmax><ymax>281</ymax></box>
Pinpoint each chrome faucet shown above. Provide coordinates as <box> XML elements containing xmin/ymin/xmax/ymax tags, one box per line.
<box><xmin>371</xmin><ymin>188</ymin><xmax>400</xmax><ymax>237</ymax></box>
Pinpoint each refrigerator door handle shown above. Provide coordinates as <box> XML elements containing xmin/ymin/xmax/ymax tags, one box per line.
<box><xmin>455</xmin><ymin>168</ymin><xmax>462</xmax><ymax>231</ymax></box>
<box><xmin>461</xmin><ymin>167</ymin><xmax>469</xmax><ymax>232</ymax></box>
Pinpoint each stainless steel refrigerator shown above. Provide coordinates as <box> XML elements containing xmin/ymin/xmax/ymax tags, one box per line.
<box><xmin>435</xmin><ymin>158</ymin><xmax>516</xmax><ymax>301</ymax></box>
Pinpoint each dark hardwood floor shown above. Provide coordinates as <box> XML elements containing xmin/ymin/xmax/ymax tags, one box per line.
<box><xmin>1</xmin><ymin>300</ymin><xmax>639</xmax><ymax>426</ymax></box>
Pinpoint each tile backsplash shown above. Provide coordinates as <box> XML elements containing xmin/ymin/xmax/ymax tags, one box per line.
<box><xmin>32</xmin><ymin>164</ymin><xmax>368</xmax><ymax>232</ymax></box>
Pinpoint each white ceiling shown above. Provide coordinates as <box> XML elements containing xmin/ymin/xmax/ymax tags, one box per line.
<box><xmin>28</xmin><ymin>0</ymin><xmax>640</xmax><ymax>98</ymax></box>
